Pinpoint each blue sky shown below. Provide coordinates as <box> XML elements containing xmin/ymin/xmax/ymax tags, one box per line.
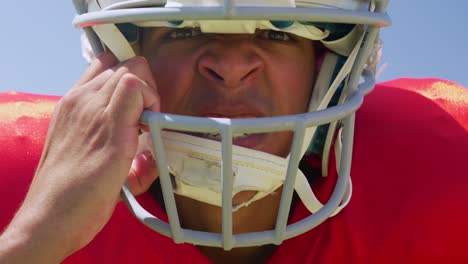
<box><xmin>0</xmin><ymin>1</ymin><xmax>466</xmax><ymax>96</ymax></box>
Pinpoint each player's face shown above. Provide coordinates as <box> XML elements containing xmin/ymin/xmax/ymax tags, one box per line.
<box><xmin>141</xmin><ymin>27</ymin><xmax>316</xmax><ymax>157</ymax></box>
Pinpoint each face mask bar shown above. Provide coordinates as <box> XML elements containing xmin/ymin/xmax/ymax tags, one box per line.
<box><xmin>120</xmin><ymin>68</ymin><xmax>374</xmax><ymax>250</ymax></box>
<box><xmin>74</xmin><ymin>0</ymin><xmax>390</xmax><ymax>27</ymax></box>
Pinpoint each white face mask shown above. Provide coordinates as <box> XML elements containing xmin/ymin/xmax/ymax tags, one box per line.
<box><xmin>138</xmin><ymin>131</ymin><xmax>351</xmax><ymax>214</ymax></box>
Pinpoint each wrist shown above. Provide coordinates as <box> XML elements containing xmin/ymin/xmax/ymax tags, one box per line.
<box><xmin>0</xmin><ymin>225</ymin><xmax>56</xmax><ymax>264</ymax></box>
<box><xmin>0</xmin><ymin>212</ymin><xmax>68</xmax><ymax>264</ymax></box>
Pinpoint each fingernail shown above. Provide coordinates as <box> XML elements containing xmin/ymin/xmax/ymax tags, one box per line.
<box><xmin>141</xmin><ymin>150</ymin><xmax>152</xmax><ymax>162</ymax></box>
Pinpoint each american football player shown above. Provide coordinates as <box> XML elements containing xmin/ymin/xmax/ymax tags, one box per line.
<box><xmin>1</xmin><ymin>0</ymin><xmax>467</xmax><ymax>263</ymax></box>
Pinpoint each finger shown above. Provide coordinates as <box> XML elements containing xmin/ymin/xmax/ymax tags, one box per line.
<box><xmin>127</xmin><ymin>151</ymin><xmax>159</xmax><ymax>196</ymax></box>
<box><xmin>75</xmin><ymin>52</ymin><xmax>118</xmax><ymax>86</ymax></box>
<box><xmin>98</xmin><ymin>56</ymin><xmax>158</xmax><ymax>106</ymax></box>
<box><xmin>71</xmin><ymin>56</ymin><xmax>159</xmax><ymax>111</ymax></box>
<box><xmin>105</xmin><ymin>72</ymin><xmax>160</xmax><ymax>127</ymax></box>
<box><xmin>122</xmin><ymin>56</ymin><xmax>157</xmax><ymax>91</ymax></box>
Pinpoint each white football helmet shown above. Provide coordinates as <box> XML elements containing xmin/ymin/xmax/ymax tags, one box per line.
<box><xmin>72</xmin><ymin>0</ymin><xmax>390</xmax><ymax>250</ymax></box>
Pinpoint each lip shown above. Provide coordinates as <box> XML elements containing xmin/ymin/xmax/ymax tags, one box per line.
<box><xmin>196</xmin><ymin>103</ymin><xmax>268</xmax><ymax>149</ymax></box>
<box><xmin>204</xmin><ymin>114</ymin><xmax>258</xmax><ymax>119</ymax></box>
<box><xmin>187</xmin><ymin>131</ymin><xmax>268</xmax><ymax>150</ymax></box>
<box><xmin>197</xmin><ymin>103</ymin><xmax>267</xmax><ymax>119</ymax></box>
<box><xmin>231</xmin><ymin>132</ymin><xmax>267</xmax><ymax>149</ymax></box>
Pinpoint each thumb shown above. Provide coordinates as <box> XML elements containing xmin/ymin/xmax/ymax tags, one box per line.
<box><xmin>127</xmin><ymin>150</ymin><xmax>159</xmax><ymax>196</ymax></box>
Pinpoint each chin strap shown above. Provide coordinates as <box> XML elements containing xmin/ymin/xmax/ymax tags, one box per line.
<box><xmin>286</xmin><ymin>32</ymin><xmax>364</xmax><ymax>215</ymax></box>
<box><xmin>299</xmin><ymin>30</ymin><xmax>364</xmax><ymax>159</ymax></box>
<box><xmin>92</xmin><ymin>24</ymin><xmax>136</xmax><ymax>61</ymax></box>
<box><xmin>139</xmin><ymin>130</ymin><xmax>350</xmax><ymax>215</ymax></box>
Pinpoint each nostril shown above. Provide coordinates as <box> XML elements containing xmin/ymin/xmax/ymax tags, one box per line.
<box><xmin>198</xmin><ymin>54</ymin><xmax>263</xmax><ymax>86</ymax></box>
<box><xmin>207</xmin><ymin>68</ymin><xmax>224</xmax><ymax>81</ymax></box>
<box><xmin>242</xmin><ymin>68</ymin><xmax>258</xmax><ymax>82</ymax></box>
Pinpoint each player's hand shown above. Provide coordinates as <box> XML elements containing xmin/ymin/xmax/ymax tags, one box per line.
<box><xmin>0</xmin><ymin>52</ymin><xmax>160</xmax><ymax>263</ymax></box>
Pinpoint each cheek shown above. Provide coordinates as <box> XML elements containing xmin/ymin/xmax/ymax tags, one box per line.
<box><xmin>147</xmin><ymin>49</ymin><xmax>196</xmax><ymax>114</ymax></box>
<box><xmin>270</xmin><ymin>53</ymin><xmax>314</xmax><ymax>114</ymax></box>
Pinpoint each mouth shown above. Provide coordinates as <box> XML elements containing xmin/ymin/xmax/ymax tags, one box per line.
<box><xmin>189</xmin><ymin>131</ymin><xmax>267</xmax><ymax>149</ymax></box>
<box><xmin>182</xmin><ymin>109</ymin><xmax>268</xmax><ymax>149</ymax></box>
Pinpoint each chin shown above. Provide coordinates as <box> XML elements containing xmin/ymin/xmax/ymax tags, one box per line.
<box><xmin>251</xmin><ymin>131</ymin><xmax>293</xmax><ymax>158</ymax></box>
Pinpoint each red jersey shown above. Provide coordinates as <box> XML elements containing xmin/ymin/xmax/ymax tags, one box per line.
<box><xmin>1</xmin><ymin>78</ymin><xmax>467</xmax><ymax>263</ymax></box>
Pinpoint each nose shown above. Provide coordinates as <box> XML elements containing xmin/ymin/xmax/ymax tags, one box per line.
<box><xmin>198</xmin><ymin>35</ymin><xmax>264</xmax><ymax>88</ymax></box>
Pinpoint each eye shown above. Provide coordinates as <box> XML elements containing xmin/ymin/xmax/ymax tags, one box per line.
<box><xmin>169</xmin><ymin>28</ymin><xmax>202</xmax><ymax>39</ymax></box>
<box><xmin>259</xmin><ymin>30</ymin><xmax>291</xmax><ymax>41</ymax></box>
